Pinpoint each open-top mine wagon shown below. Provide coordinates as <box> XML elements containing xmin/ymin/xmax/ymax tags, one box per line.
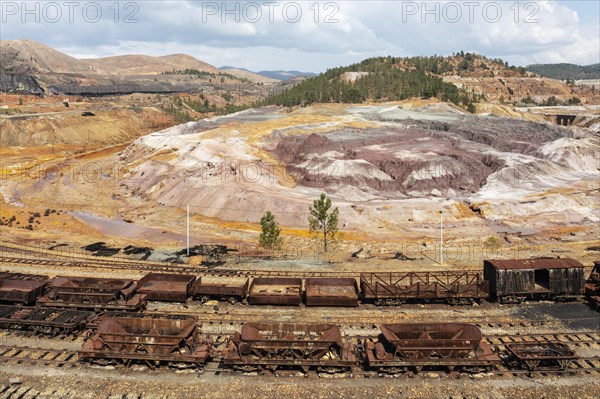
<box><xmin>137</xmin><ymin>273</ymin><xmax>196</xmax><ymax>302</ymax></box>
<box><xmin>192</xmin><ymin>277</ymin><xmax>249</xmax><ymax>304</ymax></box>
<box><xmin>0</xmin><ymin>304</ymin><xmax>93</xmax><ymax>335</ymax></box>
<box><xmin>79</xmin><ymin>316</ymin><xmax>211</xmax><ymax>367</ymax></box>
<box><xmin>360</xmin><ymin>272</ymin><xmax>489</xmax><ymax>305</ymax></box>
<box><xmin>505</xmin><ymin>342</ymin><xmax>579</xmax><ymax>371</ymax></box>
<box><xmin>364</xmin><ymin>323</ymin><xmax>500</xmax><ymax>373</ymax></box>
<box><xmin>36</xmin><ymin>276</ymin><xmax>146</xmax><ymax>310</ymax></box>
<box><xmin>0</xmin><ymin>279</ymin><xmax>49</xmax><ymax>305</ymax></box>
<box><xmin>304</xmin><ymin>278</ymin><xmax>360</xmax><ymax>307</ymax></box>
<box><xmin>248</xmin><ymin>278</ymin><xmax>303</xmax><ymax>306</ymax></box>
<box><xmin>223</xmin><ymin>322</ymin><xmax>356</xmax><ymax>373</ymax></box>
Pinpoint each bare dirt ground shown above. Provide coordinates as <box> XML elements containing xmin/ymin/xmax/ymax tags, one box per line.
<box><xmin>1</xmin><ymin>370</ymin><xmax>599</xmax><ymax>399</ymax></box>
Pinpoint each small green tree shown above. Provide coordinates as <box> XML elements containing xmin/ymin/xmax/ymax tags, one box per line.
<box><xmin>259</xmin><ymin>211</ymin><xmax>283</xmax><ymax>252</ymax></box>
<box><xmin>308</xmin><ymin>193</ymin><xmax>339</xmax><ymax>254</ymax></box>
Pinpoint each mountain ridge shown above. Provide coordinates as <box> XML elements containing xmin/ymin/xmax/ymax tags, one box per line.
<box><xmin>219</xmin><ymin>66</ymin><xmax>316</xmax><ymax>81</ymax></box>
<box><xmin>1</xmin><ymin>39</ymin><xmax>219</xmax><ymax>75</ymax></box>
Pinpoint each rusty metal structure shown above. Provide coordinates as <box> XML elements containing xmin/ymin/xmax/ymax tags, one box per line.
<box><xmin>305</xmin><ymin>278</ymin><xmax>359</xmax><ymax>307</ymax></box>
<box><xmin>192</xmin><ymin>277</ymin><xmax>249</xmax><ymax>304</ymax></box>
<box><xmin>0</xmin><ymin>305</ymin><xmax>92</xmax><ymax>335</ymax></box>
<box><xmin>484</xmin><ymin>258</ymin><xmax>585</xmax><ymax>302</ymax></box>
<box><xmin>37</xmin><ymin>276</ymin><xmax>145</xmax><ymax>310</ymax></box>
<box><xmin>506</xmin><ymin>342</ymin><xmax>578</xmax><ymax>371</ymax></box>
<box><xmin>79</xmin><ymin>316</ymin><xmax>211</xmax><ymax>367</ymax></box>
<box><xmin>223</xmin><ymin>323</ymin><xmax>356</xmax><ymax>373</ymax></box>
<box><xmin>360</xmin><ymin>272</ymin><xmax>488</xmax><ymax>305</ymax></box>
<box><xmin>0</xmin><ymin>279</ymin><xmax>49</xmax><ymax>304</ymax></box>
<box><xmin>365</xmin><ymin>323</ymin><xmax>500</xmax><ymax>373</ymax></box>
<box><xmin>584</xmin><ymin>261</ymin><xmax>600</xmax><ymax>310</ymax></box>
<box><xmin>248</xmin><ymin>278</ymin><xmax>302</xmax><ymax>306</ymax></box>
<box><xmin>0</xmin><ymin>271</ymin><xmax>48</xmax><ymax>280</ymax></box>
<box><xmin>137</xmin><ymin>273</ymin><xmax>196</xmax><ymax>302</ymax></box>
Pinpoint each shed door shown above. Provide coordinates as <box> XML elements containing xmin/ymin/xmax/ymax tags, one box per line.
<box><xmin>533</xmin><ymin>269</ymin><xmax>550</xmax><ymax>292</ymax></box>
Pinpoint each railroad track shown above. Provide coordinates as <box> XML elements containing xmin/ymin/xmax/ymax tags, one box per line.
<box><xmin>0</xmin><ymin>345</ymin><xmax>78</xmax><ymax>367</ymax></box>
<box><xmin>490</xmin><ymin>356</ymin><xmax>600</xmax><ymax>376</ymax></box>
<box><xmin>487</xmin><ymin>331</ymin><xmax>600</xmax><ymax>346</ymax></box>
<box><xmin>0</xmin><ymin>253</ymin><xmax>370</xmax><ymax>277</ymax></box>
<box><xmin>142</xmin><ymin>308</ymin><xmax>599</xmax><ymax>329</ymax></box>
<box><xmin>2</xmin><ymin>243</ymin><xmax>484</xmax><ymax>278</ymax></box>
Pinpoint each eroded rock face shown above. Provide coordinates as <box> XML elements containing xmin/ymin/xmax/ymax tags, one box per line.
<box><xmin>113</xmin><ymin>103</ymin><xmax>599</xmax><ymax>235</ymax></box>
<box><xmin>270</xmin><ymin>116</ymin><xmax>579</xmax><ymax>199</ymax></box>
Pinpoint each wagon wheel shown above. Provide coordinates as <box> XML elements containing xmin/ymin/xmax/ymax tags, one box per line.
<box><xmin>413</xmin><ymin>366</ymin><xmax>423</xmax><ymax>373</ymax></box>
<box><xmin>381</xmin><ymin>367</ymin><xmax>402</xmax><ymax>375</ymax></box>
<box><xmin>463</xmin><ymin>366</ymin><xmax>486</xmax><ymax>374</ymax></box>
<box><xmin>92</xmin><ymin>358</ymin><xmax>116</xmax><ymax>367</ymax></box>
<box><xmin>235</xmin><ymin>365</ymin><xmax>258</xmax><ymax>372</ymax></box>
<box><xmin>317</xmin><ymin>366</ymin><xmax>341</xmax><ymax>374</ymax></box>
<box><xmin>200</xmin><ymin>295</ymin><xmax>211</xmax><ymax>304</ymax></box>
<box><xmin>228</xmin><ymin>297</ymin><xmax>238</xmax><ymax>305</ymax></box>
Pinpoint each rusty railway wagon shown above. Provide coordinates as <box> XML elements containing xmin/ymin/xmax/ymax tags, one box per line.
<box><xmin>484</xmin><ymin>258</ymin><xmax>585</xmax><ymax>302</ymax></box>
<box><xmin>304</xmin><ymin>278</ymin><xmax>359</xmax><ymax>307</ymax></box>
<box><xmin>364</xmin><ymin>323</ymin><xmax>500</xmax><ymax>373</ymax></box>
<box><xmin>0</xmin><ymin>278</ymin><xmax>49</xmax><ymax>305</ymax></box>
<box><xmin>248</xmin><ymin>278</ymin><xmax>303</xmax><ymax>306</ymax></box>
<box><xmin>360</xmin><ymin>272</ymin><xmax>488</xmax><ymax>305</ymax></box>
<box><xmin>137</xmin><ymin>273</ymin><xmax>196</xmax><ymax>302</ymax></box>
<box><xmin>584</xmin><ymin>261</ymin><xmax>600</xmax><ymax>310</ymax></box>
<box><xmin>36</xmin><ymin>276</ymin><xmax>146</xmax><ymax>311</ymax></box>
<box><xmin>0</xmin><ymin>271</ymin><xmax>49</xmax><ymax>281</ymax></box>
<box><xmin>79</xmin><ymin>316</ymin><xmax>211</xmax><ymax>367</ymax></box>
<box><xmin>505</xmin><ymin>342</ymin><xmax>579</xmax><ymax>371</ymax></box>
<box><xmin>0</xmin><ymin>258</ymin><xmax>590</xmax><ymax>310</ymax></box>
<box><xmin>0</xmin><ymin>304</ymin><xmax>92</xmax><ymax>335</ymax></box>
<box><xmin>223</xmin><ymin>322</ymin><xmax>356</xmax><ymax>373</ymax></box>
<box><xmin>192</xmin><ymin>277</ymin><xmax>249</xmax><ymax>304</ymax></box>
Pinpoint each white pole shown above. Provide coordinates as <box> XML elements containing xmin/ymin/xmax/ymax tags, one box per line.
<box><xmin>440</xmin><ymin>210</ymin><xmax>443</xmax><ymax>265</ymax></box>
<box><xmin>187</xmin><ymin>205</ymin><xmax>190</xmax><ymax>256</ymax></box>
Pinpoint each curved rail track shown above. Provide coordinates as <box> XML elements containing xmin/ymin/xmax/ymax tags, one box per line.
<box><xmin>1</xmin><ymin>243</ymin><xmax>487</xmax><ymax>278</ymax></box>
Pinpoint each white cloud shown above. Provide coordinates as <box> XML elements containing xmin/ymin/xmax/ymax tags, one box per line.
<box><xmin>1</xmin><ymin>0</ymin><xmax>598</xmax><ymax>71</ymax></box>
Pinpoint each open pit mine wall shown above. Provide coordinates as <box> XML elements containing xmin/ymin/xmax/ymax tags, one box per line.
<box><xmin>0</xmin><ymin>73</ymin><xmax>44</xmax><ymax>95</ymax></box>
<box><xmin>0</xmin><ymin>72</ymin><xmax>243</xmax><ymax>96</ymax></box>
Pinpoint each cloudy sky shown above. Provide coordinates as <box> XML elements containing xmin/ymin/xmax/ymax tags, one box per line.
<box><xmin>1</xmin><ymin>1</ymin><xmax>599</xmax><ymax>72</ymax></box>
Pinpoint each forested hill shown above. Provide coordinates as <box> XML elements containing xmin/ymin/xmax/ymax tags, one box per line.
<box><xmin>258</xmin><ymin>54</ymin><xmax>516</xmax><ymax>108</ymax></box>
<box><xmin>526</xmin><ymin>63</ymin><xmax>600</xmax><ymax>81</ymax></box>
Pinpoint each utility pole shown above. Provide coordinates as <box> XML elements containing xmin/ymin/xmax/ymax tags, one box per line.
<box><xmin>439</xmin><ymin>210</ymin><xmax>443</xmax><ymax>265</ymax></box>
<box><xmin>186</xmin><ymin>205</ymin><xmax>190</xmax><ymax>256</ymax></box>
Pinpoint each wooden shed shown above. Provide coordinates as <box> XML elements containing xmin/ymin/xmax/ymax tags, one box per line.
<box><xmin>484</xmin><ymin>258</ymin><xmax>585</xmax><ymax>300</ymax></box>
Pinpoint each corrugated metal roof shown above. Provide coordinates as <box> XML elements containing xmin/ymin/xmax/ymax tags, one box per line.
<box><xmin>485</xmin><ymin>258</ymin><xmax>584</xmax><ymax>270</ymax></box>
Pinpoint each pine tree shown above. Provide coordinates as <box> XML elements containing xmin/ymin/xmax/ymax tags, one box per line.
<box><xmin>308</xmin><ymin>193</ymin><xmax>339</xmax><ymax>254</ymax></box>
<box><xmin>259</xmin><ymin>211</ymin><xmax>283</xmax><ymax>252</ymax></box>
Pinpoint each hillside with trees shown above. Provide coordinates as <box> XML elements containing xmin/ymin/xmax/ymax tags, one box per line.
<box><xmin>257</xmin><ymin>53</ymin><xmax>524</xmax><ymax>108</ymax></box>
<box><xmin>527</xmin><ymin>63</ymin><xmax>600</xmax><ymax>81</ymax></box>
